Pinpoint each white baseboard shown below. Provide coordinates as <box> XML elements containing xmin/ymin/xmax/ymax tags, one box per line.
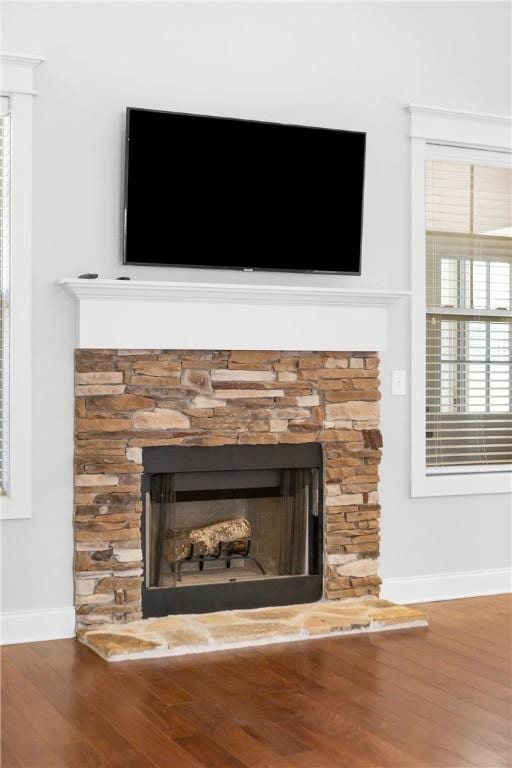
<box><xmin>1</xmin><ymin>569</ymin><xmax>510</xmax><ymax>645</ymax></box>
<box><xmin>380</xmin><ymin>567</ymin><xmax>512</xmax><ymax>604</ymax></box>
<box><xmin>0</xmin><ymin>606</ymin><xmax>75</xmax><ymax>645</ymax></box>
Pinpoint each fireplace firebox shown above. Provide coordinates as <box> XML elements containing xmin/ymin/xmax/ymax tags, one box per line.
<box><xmin>141</xmin><ymin>444</ymin><xmax>323</xmax><ymax>616</ymax></box>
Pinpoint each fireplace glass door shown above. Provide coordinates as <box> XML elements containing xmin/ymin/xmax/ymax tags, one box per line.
<box><xmin>141</xmin><ymin>444</ymin><xmax>322</xmax><ymax>615</ymax></box>
<box><xmin>146</xmin><ymin>467</ymin><xmax>316</xmax><ymax>589</ymax></box>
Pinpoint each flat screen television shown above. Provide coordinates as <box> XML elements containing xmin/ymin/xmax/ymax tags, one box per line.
<box><xmin>123</xmin><ymin>108</ymin><xmax>365</xmax><ymax>275</ymax></box>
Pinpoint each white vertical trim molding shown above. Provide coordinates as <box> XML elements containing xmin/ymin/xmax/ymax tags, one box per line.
<box><xmin>0</xmin><ymin>53</ymin><xmax>44</xmax><ymax>519</ymax></box>
<box><xmin>408</xmin><ymin>104</ymin><xmax>512</xmax><ymax>498</ymax></box>
<box><xmin>410</xmin><ymin>132</ymin><xmax>428</xmax><ymax>498</ymax></box>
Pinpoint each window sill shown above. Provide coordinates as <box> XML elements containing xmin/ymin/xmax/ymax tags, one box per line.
<box><xmin>427</xmin><ymin>464</ymin><xmax>512</xmax><ymax>476</ymax></box>
<box><xmin>411</xmin><ymin>468</ymin><xmax>511</xmax><ymax>497</ymax></box>
<box><xmin>0</xmin><ymin>484</ymin><xmax>32</xmax><ymax>520</ymax></box>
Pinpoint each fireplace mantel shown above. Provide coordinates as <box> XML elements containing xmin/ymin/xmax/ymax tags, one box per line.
<box><xmin>58</xmin><ymin>278</ymin><xmax>409</xmax><ymax>350</ymax></box>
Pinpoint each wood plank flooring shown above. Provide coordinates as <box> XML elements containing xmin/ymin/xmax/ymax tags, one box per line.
<box><xmin>1</xmin><ymin>595</ymin><xmax>511</xmax><ymax>768</ymax></box>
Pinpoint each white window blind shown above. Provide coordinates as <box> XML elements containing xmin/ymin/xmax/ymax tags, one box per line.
<box><xmin>0</xmin><ymin>112</ymin><xmax>11</xmax><ymax>493</ymax></box>
<box><xmin>425</xmin><ymin>153</ymin><xmax>512</xmax><ymax>469</ymax></box>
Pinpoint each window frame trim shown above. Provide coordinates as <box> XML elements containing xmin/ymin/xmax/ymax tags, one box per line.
<box><xmin>409</xmin><ymin>104</ymin><xmax>512</xmax><ymax>498</ymax></box>
<box><xmin>0</xmin><ymin>52</ymin><xmax>44</xmax><ymax>519</ymax></box>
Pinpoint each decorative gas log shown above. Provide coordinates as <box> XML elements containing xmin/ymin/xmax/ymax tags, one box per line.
<box><xmin>164</xmin><ymin>518</ymin><xmax>252</xmax><ymax>566</ymax></box>
<box><xmin>164</xmin><ymin>518</ymin><xmax>266</xmax><ymax>580</ymax></box>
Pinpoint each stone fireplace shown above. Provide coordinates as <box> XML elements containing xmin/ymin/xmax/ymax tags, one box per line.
<box><xmin>60</xmin><ymin>277</ymin><xmax>426</xmax><ymax>658</ymax></box>
<box><xmin>74</xmin><ymin>349</ymin><xmax>382</xmax><ymax>630</ymax></box>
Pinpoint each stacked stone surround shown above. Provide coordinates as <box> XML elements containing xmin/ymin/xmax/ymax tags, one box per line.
<box><xmin>74</xmin><ymin>349</ymin><xmax>383</xmax><ymax>630</ymax></box>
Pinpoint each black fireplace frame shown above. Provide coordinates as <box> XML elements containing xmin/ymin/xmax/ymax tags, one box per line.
<box><xmin>141</xmin><ymin>443</ymin><xmax>323</xmax><ymax>617</ymax></box>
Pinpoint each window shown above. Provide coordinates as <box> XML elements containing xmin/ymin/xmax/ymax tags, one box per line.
<box><xmin>0</xmin><ymin>53</ymin><xmax>43</xmax><ymax>518</ymax></box>
<box><xmin>409</xmin><ymin>105</ymin><xmax>511</xmax><ymax>497</ymax></box>
<box><xmin>425</xmin><ymin>155</ymin><xmax>512</xmax><ymax>470</ymax></box>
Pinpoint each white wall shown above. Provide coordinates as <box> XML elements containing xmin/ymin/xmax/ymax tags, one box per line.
<box><xmin>1</xmin><ymin>2</ymin><xmax>510</xmax><ymax>630</ymax></box>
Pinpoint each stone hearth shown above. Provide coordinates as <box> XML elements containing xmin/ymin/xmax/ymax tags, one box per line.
<box><xmin>74</xmin><ymin>349</ymin><xmax>384</xmax><ymax>631</ymax></box>
<box><xmin>80</xmin><ymin>597</ymin><xmax>428</xmax><ymax>662</ymax></box>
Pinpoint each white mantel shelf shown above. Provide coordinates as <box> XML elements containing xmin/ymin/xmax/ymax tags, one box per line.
<box><xmin>58</xmin><ymin>278</ymin><xmax>409</xmax><ymax>351</ymax></box>
<box><xmin>58</xmin><ymin>278</ymin><xmax>409</xmax><ymax>307</ymax></box>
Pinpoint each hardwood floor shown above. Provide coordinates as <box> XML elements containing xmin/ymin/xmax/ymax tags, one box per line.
<box><xmin>1</xmin><ymin>595</ymin><xmax>511</xmax><ymax>768</ymax></box>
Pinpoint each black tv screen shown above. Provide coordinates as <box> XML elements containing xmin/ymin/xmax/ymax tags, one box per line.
<box><xmin>124</xmin><ymin>108</ymin><xmax>365</xmax><ymax>274</ymax></box>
